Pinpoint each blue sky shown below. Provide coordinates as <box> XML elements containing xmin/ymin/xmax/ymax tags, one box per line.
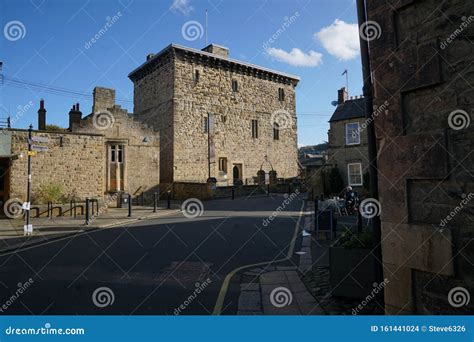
<box><xmin>1</xmin><ymin>0</ymin><xmax>363</xmax><ymax>146</ymax></box>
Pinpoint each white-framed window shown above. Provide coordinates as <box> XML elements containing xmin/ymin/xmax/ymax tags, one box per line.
<box><xmin>347</xmin><ymin>163</ymin><xmax>363</xmax><ymax>186</ymax></box>
<box><xmin>345</xmin><ymin>122</ymin><xmax>360</xmax><ymax>145</ymax></box>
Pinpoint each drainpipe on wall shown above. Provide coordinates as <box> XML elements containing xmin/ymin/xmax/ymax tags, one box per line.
<box><xmin>356</xmin><ymin>0</ymin><xmax>384</xmax><ymax>305</ymax></box>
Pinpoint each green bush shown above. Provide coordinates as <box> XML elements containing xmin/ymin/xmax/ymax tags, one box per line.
<box><xmin>334</xmin><ymin>230</ymin><xmax>372</xmax><ymax>249</ymax></box>
<box><xmin>32</xmin><ymin>183</ymin><xmax>76</xmax><ymax>204</ymax></box>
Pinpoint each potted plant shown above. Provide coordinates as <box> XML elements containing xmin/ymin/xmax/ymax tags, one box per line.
<box><xmin>329</xmin><ymin>230</ymin><xmax>376</xmax><ymax>299</ymax></box>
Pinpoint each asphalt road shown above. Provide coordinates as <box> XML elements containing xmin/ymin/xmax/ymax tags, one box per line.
<box><xmin>0</xmin><ymin>194</ymin><xmax>306</xmax><ymax>315</ymax></box>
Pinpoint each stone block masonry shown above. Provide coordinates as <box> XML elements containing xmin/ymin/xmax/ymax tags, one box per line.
<box><xmin>129</xmin><ymin>44</ymin><xmax>300</xmax><ymax>185</ymax></box>
<box><xmin>9</xmin><ymin>130</ymin><xmax>105</xmax><ymax>202</ymax></box>
<box><xmin>367</xmin><ymin>0</ymin><xmax>474</xmax><ymax>314</ymax></box>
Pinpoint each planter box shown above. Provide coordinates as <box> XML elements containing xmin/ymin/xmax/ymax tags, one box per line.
<box><xmin>329</xmin><ymin>247</ymin><xmax>376</xmax><ymax>299</ymax></box>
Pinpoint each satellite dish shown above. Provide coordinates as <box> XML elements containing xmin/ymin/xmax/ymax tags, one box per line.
<box><xmin>331</xmin><ymin>100</ymin><xmax>338</xmax><ymax>106</ymax></box>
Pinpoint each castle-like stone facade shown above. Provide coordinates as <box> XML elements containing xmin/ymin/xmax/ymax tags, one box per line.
<box><xmin>0</xmin><ymin>43</ymin><xmax>299</xmax><ymax>207</ymax></box>
<box><xmin>129</xmin><ymin>44</ymin><xmax>300</xmax><ymax>185</ymax></box>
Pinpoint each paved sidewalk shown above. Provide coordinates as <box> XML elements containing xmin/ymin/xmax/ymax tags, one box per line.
<box><xmin>237</xmin><ymin>265</ymin><xmax>324</xmax><ymax>315</ymax></box>
<box><xmin>0</xmin><ymin>205</ymin><xmax>180</xmax><ymax>253</ymax></box>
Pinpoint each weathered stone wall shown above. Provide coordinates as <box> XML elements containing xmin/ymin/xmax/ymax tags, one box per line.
<box><xmin>130</xmin><ymin>46</ymin><xmax>299</xmax><ymax>185</ymax></box>
<box><xmin>367</xmin><ymin>0</ymin><xmax>474</xmax><ymax>314</ymax></box>
<box><xmin>131</xmin><ymin>52</ymin><xmax>175</xmax><ymax>183</ymax></box>
<box><xmin>172</xmin><ymin>50</ymin><xmax>298</xmax><ymax>183</ymax></box>
<box><xmin>327</xmin><ymin>116</ymin><xmax>369</xmax><ymax>191</ymax></box>
<box><xmin>9</xmin><ymin>130</ymin><xmax>104</xmax><ymax>202</ymax></box>
<box><xmin>73</xmin><ymin>104</ymin><xmax>160</xmax><ymax>198</ymax></box>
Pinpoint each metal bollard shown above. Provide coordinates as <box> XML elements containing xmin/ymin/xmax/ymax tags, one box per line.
<box><xmin>141</xmin><ymin>192</ymin><xmax>145</xmax><ymax>206</ymax></box>
<box><xmin>231</xmin><ymin>187</ymin><xmax>235</xmax><ymax>200</ymax></box>
<box><xmin>48</xmin><ymin>201</ymin><xmax>52</xmax><ymax>219</ymax></box>
<box><xmin>153</xmin><ymin>192</ymin><xmax>158</xmax><ymax>213</ymax></box>
<box><xmin>128</xmin><ymin>194</ymin><xmax>132</xmax><ymax>217</ymax></box>
<box><xmin>85</xmin><ymin>198</ymin><xmax>90</xmax><ymax>225</ymax></box>
<box><xmin>311</xmin><ymin>188</ymin><xmax>314</xmax><ymax>201</ymax></box>
<box><xmin>288</xmin><ymin>183</ymin><xmax>291</xmax><ymax>194</ymax></box>
<box><xmin>267</xmin><ymin>184</ymin><xmax>270</xmax><ymax>196</ymax></box>
<box><xmin>357</xmin><ymin>209</ymin><xmax>363</xmax><ymax>233</ymax></box>
<box><xmin>167</xmin><ymin>190</ymin><xmax>171</xmax><ymax>209</ymax></box>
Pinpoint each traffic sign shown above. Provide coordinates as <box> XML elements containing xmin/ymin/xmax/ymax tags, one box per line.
<box><xmin>31</xmin><ymin>136</ymin><xmax>49</xmax><ymax>143</ymax></box>
<box><xmin>31</xmin><ymin>145</ymin><xmax>48</xmax><ymax>152</ymax></box>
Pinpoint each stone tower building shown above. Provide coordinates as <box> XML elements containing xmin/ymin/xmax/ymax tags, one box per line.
<box><xmin>128</xmin><ymin>43</ymin><xmax>300</xmax><ymax>185</ymax></box>
<box><xmin>367</xmin><ymin>0</ymin><xmax>473</xmax><ymax>313</ymax></box>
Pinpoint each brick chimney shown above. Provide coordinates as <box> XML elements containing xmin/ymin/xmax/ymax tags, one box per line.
<box><xmin>38</xmin><ymin>99</ymin><xmax>46</xmax><ymax>130</ymax></box>
<box><xmin>202</xmin><ymin>44</ymin><xmax>229</xmax><ymax>58</ymax></box>
<box><xmin>337</xmin><ymin>87</ymin><xmax>348</xmax><ymax>105</ymax></box>
<box><xmin>93</xmin><ymin>87</ymin><xmax>116</xmax><ymax>114</ymax></box>
<box><xmin>68</xmin><ymin>102</ymin><xmax>82</xmax><ymax>131</ymax></box>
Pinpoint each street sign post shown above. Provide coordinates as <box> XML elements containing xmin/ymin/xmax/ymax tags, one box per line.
<box><xmin>31</xmin><ymin>136</ymin><xmax>49</xmax><ymax>143</ymax></box>
<box><xmin>24</xmin><ymin>125</ymin><xmax>33</xmax><ymax>236</ymax></box>
<box><xmin>31</xmin><ymin>145</ymin><xmax>48</xmax><ymax>152</ymax></box>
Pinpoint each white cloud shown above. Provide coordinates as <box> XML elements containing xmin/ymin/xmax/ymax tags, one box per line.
<box><xmin>170</xmin><ymin>0</ymin><xmax>193</xmax><ymax>16</ymax></box>
<box><xmin>314</xmin><ymin>19</ymin><xmax>359</xmax><ymax>61</ymax></box>
<box><xmin>266</xmin><ymin>47</ymin><xmax>323</xmax><ymax>67</ymax></box>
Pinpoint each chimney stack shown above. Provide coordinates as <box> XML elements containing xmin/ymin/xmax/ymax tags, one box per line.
<box><xmin>337</xmin><ymin>87</ymin><xmax>348</xmax><ymax>105</ymax></box>
<box><xmin>68</xmin><ymin>102</ymin><xmax>82</xmax><ymax>131</ymax></box>
<box><xmin>38</xmin><ymin>99</ymin><xmax>46</xmax><ymax>130</ymax></box>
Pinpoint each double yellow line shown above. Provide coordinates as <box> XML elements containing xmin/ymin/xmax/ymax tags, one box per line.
<box><xmin>212</xmin><ymin>200</ymin><xmax>305</xmax><ymax>315</ymax></box>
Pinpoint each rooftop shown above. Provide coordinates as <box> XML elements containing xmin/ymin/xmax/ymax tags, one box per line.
<box><xmin>329</xmin><ymin>97</ymin><xmax>366</xmax><ymax>122</ymax></box>
<box><xmin>128</xmin><ymin>43</ymin><xmax>300</xmax><ymax>83</ymax></box>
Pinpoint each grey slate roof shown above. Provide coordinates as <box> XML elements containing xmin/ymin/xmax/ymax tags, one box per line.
<box><xmin>329</xmin><ymin>98</ymin><xmax>366</xmax><ymax>122</ymax></box>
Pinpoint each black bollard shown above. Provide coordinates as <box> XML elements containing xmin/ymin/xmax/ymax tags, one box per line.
<box><xmin>128</xmin><ymin>194</ymin><xmax>132</xmax><ymax>217</ymax></box>
<box><xmin>357</xmin><ymin>209</ymin><xmax>363</xmax><ymax>233</ymax></box>
<box><xmin>314</xmin><ymin>195</ymin><xmax>319</xmax><ymax>230</ymax></box>
<box><xmin>167</xmin><ymin>190</ymin><xmax>171</xmax><ymax>209</ymax></box>
<box><xmin>311</xmin><ymin>188</ymin><xmax>314</xmax><ymax>201</ymax></box>
<box><xmin>231</xmin><ymin>187</ymin><xmax>235</xmax><ymax>200</ymax></box>
<box><xmin>153</xmin><ymin>192</ymin><xmax>158</xmax><ymax>213</ymax></box>
<box><xmin>267</xmin><ymin>184</ymin><xmax>270</xmax><ymax>196</ymax></box>
<box><xmin>85</xmin><ymin>198</ymin><xmax>90</xmax><ymax>225</ymax></box>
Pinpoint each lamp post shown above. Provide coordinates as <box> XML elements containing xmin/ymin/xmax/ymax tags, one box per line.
<box><xmin>24</xmin><ymin>124</ymin><xmax>33</xmax><ymax>236</ymax></box>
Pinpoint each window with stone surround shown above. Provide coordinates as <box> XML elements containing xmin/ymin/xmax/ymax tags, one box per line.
<box><xmin>251</xmin><ymin>119</ymin><xmax>258</xmax><ymax>139</ymax></box>
<box><xmin>194</xmin><ymin>69</ymin><xmax>200</xmax><ymax>83</ymax></box>
<box><xmin>218</xmin><ymin>157</ymin><xmax>228</xmax><ymax>173</ymax></box>
<box><xmin>345</xmin><ymin>122</ymin><xmax>360</xmax><ymax>145</ymax></box>
<box><xmin>203</xmin><ymin>116</ymin><xmax>208</xmax><ymax>133</ymax></box>
<box><xmin>347</xmin><ymin>162</ymin><xmax>363</xmax><ymax>186</ymax></box>
<box><xmin>232</xmin><ymin>79</ymin><xmax>238</xmax><ymax>92</ymax></box>
<box><xmin>273</xmin><ymin>122</ymin><xmax>280</xmax><ymax>140</ymax></box>
<box><xmin>278</xmin><ymin>88</ymin><xmax>285</xmax><ymax>101</ymax></box>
